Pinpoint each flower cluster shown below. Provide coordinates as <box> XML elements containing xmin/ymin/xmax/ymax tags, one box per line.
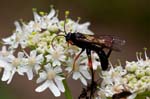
<box><xmin>96</xmin><ymin>49</ymin><xmax>150</xmax><ymax>99</ymax></box>
<box><xmin>0</xmin><ymin>7</ymin><xmax>96</xmax><ymax>97</ymax></box>
<box><xmin>0</xmin><ymin>7</ymin><xmax>150</xmax><ymax>99</ymax></box>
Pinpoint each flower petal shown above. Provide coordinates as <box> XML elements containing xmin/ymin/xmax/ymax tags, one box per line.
<box><xmin>79</xmin><ymin>76</ymin><xmax>87</xmax><ymax>86</ymax></box>
<box><xmin>36</xmin><ymin>71</ymin><xmax>47</xmax><ymax>83</ymax></box>
<box><xmin>26</xmin><ymin>69</ymin><xmax>33</xmax><ymax>80</ymax></box>
<box><xmin>73</xmin><ymin>72</ymin><xmax>81</xmax><ymax>80</ymax></box>
<box><xmin>48</xmin><ymin>80</ymin><xmax>61</xmax><ymax>97</ymax></box>
<box><xmin>54</xmin><ymin>77</ymin><xmax>65</xmax><ymax>92</ymax></box>
<box><xmin>7</xmin><ymin>68</ymin><xmax>16</xmax><ymax>84</ymax></box>
<box><xmin>47</xmin><ymin>8</ymin><xmax>55</xmax><ymax>19</ymax></box>
<box><xmin>30</xmin><ymin>50</ymin><xmax>37</xmax><ymax>57</ymax></box>
<box><xmin>35</xmin><ymin>80</ymin><xmax>50</xmax><ymax>92</ymax></box>
<box><xmin>80</xmin><ymin>70</ymin><xmax>91</xmax><ymax>80</ymax></box>
<box><xmin>54</xmin><ymin>66</ymin><xmax>62</xmax><ymax>74</ymax></box>
<box><xmin>1</xmin><ymin>70</ymin><xmax>11</xmax><ymax>81</ymax></box>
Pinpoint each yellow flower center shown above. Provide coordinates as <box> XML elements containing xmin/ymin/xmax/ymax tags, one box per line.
<box><xmin>113</xmin><ymin>85</ymin><xmax>123</xmax><ymax>93</ymax></box>
<box><xmin>15</xmin><ymin>34</ymin><xmax>20</xmax><ymax>42</ymax></box>
<box><xmin>0</xmin><ymin>51</ymin><xmax>9</xmax><ymax>57</ymax></box>
<box><xmin>52</xmin><ymin>51</ymin><xmax>60</xmax><ymax>59</ymax></box>
<box><xmin>33</xmin><ymin>23</ymin><xmax>41</xmax><ymax>30</ymax></box>
<box><xmin>47</xmin><ymin>70</ymin><xmax>56</xmax><ymax>80</ymax></box>
<box><xmin>12</xmin><ymin>58</ymin><xmax>20</xmax><ymax>67</ymax></box>
<box><xmin>28</xmin><ymin>57</ymin><xmax>36</xmax><ymax>66</ymax></box>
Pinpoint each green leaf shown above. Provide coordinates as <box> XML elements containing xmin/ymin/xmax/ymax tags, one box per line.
<box><xmin>135</xmin><ymin>91</ymin><xmax>150</xmax><ymax>99</ymax></box>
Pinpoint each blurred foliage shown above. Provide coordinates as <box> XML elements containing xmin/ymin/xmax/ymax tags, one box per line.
<box><xmin>0</xmin><ymin>82</ymin><xmax>16</xmax><ymax>99</ymax></box>
<box><xmin>136</xmin><ymin>91</ymin><xmax>150</xmax><ymax>99</ymax></box>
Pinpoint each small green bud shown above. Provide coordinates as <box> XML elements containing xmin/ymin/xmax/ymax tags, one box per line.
<box><xmin>143</xmin><ymin>47</ymin><xmax>147</xmax><ymax>51</ymax></box>
<box><xmin>145</xmin><ymin>67</ymin><xmax>150</xmax><ymax>76</ymax></box>
<box><xmin>48</xmin><ymin>25</ymin><xmax>59</xmax><ymax>32</ymax></box>
<box><xmin>39</xmin><ymin>11</ymin><xmax>45</xmax><ymax>16</ymax></box>
<box><xmin>130</xmin><ymin>78</ymin><xmax>138</xmax><ymax>83</ymax></box>
<box><xmin>31</xmin><ymin>31</ymin><xmax>37</xmax><ymax>35</ymax></box>
<box><xmin>65</xmin><ymin>11</ymin><xmax>70</xmax><ymax>18</ymax></box>
<box><xmin>126</xmin><ymin>64</ymin><xmax>138</xmax><ymax>73</ymax></box>
<box><xmin>50</xmin><ymin>5</ymin><xmax>54</xmax><ymax>9</ymax></box>
<box><xmin>135</xmin><ymin>69</ymin><xmax>145</xmax><ymax>79</ymax></box>
<box><xmin>141</xmin><ymin>76</ymin><xmax>150</xmax><ymax>83</ymax></box>
<box><xmin>32</xmin><ymin>8</ymin><xmax>37</xmax><ymax>12</ymax></box>
<box><xmin>125</xmin><ymin>74</ymin><xmax>136</xmax><ymax>81</ymax></box>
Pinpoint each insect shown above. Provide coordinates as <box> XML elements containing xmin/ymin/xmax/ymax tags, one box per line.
<box><xmin>52</xmin><ymin>19</ymin><xmax>126</xmax><ymax>72</ymax></box>
<box><xmin>52</xmin><ymin>18</ymin><xmax>125</xmax><ymax>98</ymax></box>
<box><xmin>112</xmin><ymin>84</ymin><xmax>132</xmax><ymax>99</ymax></box>
<box><xmin>112</xmin><ymin>91</ymin><xmax>132</xmax><ymax>99</ymax></box>
<box><xmin>78</xmin><ymin>80</ymin><xmax>99</xmax><ymax>99</ymax></box>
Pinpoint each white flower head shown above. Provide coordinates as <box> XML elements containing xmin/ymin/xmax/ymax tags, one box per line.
<box><xmin>3</xmin><ymin>21</ymin><xmax>28</xmax><ymax>49</ymax></box>
<box><xmin>24</xmin><ymin>50</ymin><xmax>44</xmax><ymax>80</ymax></box>
<box><xmin>35</xmin><ymin>63</ymin><xmax>65</xmax><ymax>97</ymax></box>
<box><xmin>0</xmin><ymin>46</ymin><xmax>13</xmax><ymax>60</ymax></box>
<box><xmin>0</xmin><ymin>52</ymin><xmax>26</xmax><ymax>84</ymax></box>
<box><xmin>65</xmin><ymin>53</ymin><xmax>91</xmax><ymax>86</ymax></box>
<box><xmin>46</xmin><ymin>46</ymin><xmax>66</xmax><ymax>66</ymax></box>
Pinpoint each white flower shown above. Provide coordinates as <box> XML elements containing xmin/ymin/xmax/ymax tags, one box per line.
<box><xmin>2</xmin><ymin>21</ymin><xmax>28</xmax><ymax>49</ymax></box>
<box><xmin>36</xmin><ymin>41</ymin><xmax>48</xmax><ymax>54</ymax></box>
<box><xmin>28</xmin><ymin>8</ymin><xmax>59</xmax><ymax>32</ymax></box>
<box><xmin>0</xmin><ymin>52</ymin><xmax>25</xmax><ymax>84</ymax></box>
<box><xmin>42</xmin><ymin>9</ymin><xmax>59</xmax><ymax>31</ymax></box>
<box><xmin>46</xmin><ymin>46</ymin><xmax>66</xmax><ymax>66</ymax></box>
<box><xmin>101</xmin><ymin>65</ymin><xmax>126</xmax><ymax>86</ymax></box>
<box><xmin>27</xmin><ymin>10</ymin><xmax>43</xmax><ymax>32</ymax></box>
<box><xmin>24</xmin><ymin>50</ymin><xmax>44</xmax><ymax>80</ymax></box>
<box><xmin>28</xmin><ymin>21</ymin><xmax>41</xmax><ymax>32</ymax></box>
<box><xmin>58</xmin><ymin>18</ymin><xmax>94</xmax><ymax>35</ymax></box>
<box><xmin>74</xmin><ymin>22</ymin><xmax>94</xmax><ymax>35</ymax></box>
<box><xmin>65</xmin><ymin>55</ymin><xmax>91</xmax><ymax>86</ymax></box>
<box><xmin>0</xmin><ymin>46</ymin><xmax>12</xmax><ymax>60</ymax></box>
<box><xmin>35</xmin><ymin>63</ymin><xmax>65</xmax><ymax>97</ymax></box>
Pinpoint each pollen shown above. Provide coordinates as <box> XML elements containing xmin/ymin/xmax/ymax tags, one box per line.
<box><xmin>28</xmin><ymin>57</ymin><xmax>36</xmax><ymax>66</ymax></box>
<box><xmin>12</xmin><ymin>58</ymin><xmax>20</xmax><ymax>67</ymax></box>
<box><xmin>47</xmin><ymin>70</ymin><xmax>56</xmax><ymax>80</ymax></box>
<box><xmin>113</xmin><ymin>85</ymin><xmax>123</xmax><ymax>93</ymax></box>
<box><xmin>52</xmin><ymin>51</ymin><xmax>60</xmax><ymax>59</ymax></box>
<box><xmin>0</xmin><ymin>50</ymin><xmax>9</xmax><ymax>57</ymax></box>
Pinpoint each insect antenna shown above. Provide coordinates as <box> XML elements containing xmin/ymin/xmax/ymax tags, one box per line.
<box><xmin>51</xmin><ymin>11</ymin><xmax>70</xmax><ymax>49</ymax></box>
<box><xmin>51</xmin><ymin>34</ymin><xmax>65</xmax><ymax>49</ymax></box>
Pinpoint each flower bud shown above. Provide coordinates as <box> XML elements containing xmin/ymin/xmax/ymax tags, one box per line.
<box><xmin>135</xmin><ymin>69</ymin><xmax>145</xmax><ymax>79</ymax></box>
<box><xmin>145</xmin><ymin>67</ymin><xmax>150</xmax><ymax>76</ymax></box>
<box><xmin>126</xmin><ymin>64</ymin><xmax>138</xmax><ymax>73</ymax></box>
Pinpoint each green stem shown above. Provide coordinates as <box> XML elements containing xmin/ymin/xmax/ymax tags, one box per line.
<box><xmin>63</xmin><ymin>80</ymin><xmax>73</xmax><ymax>99</ymax></box>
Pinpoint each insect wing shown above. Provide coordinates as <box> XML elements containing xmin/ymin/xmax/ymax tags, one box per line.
<box><xmin>84</xmin><ymin>35</ymin><xmax>126</xmax><ymax>51</ymax></box>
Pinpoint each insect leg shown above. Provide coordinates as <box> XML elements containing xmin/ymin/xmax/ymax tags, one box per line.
<box><xmin>96</xmin><ymin>49</ymin><xmax>108</xmax><ymax>70</ymax></box>
<box><xmin>106</xmin><ymin>49</ymin><xmax>112</xmax><ymax>58</ymax></box>
<box><xmin>78</xmin><ymin>88</ymin><xmax>88</xmax><ymax>99</ymax></box>
<box><xmin>86</xmin><ymin>49</ymin><xmax>93</xmax><ymax>69</ymax></box>
<box><xmin>86</xmin><ymin>49</ymin><xmax>95</xmax><ymax>99</ymax></box>
<box><xmin>73</xmin><ymin>48</ymin><xmax>85</xmax><ymax>71</ymax></box>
